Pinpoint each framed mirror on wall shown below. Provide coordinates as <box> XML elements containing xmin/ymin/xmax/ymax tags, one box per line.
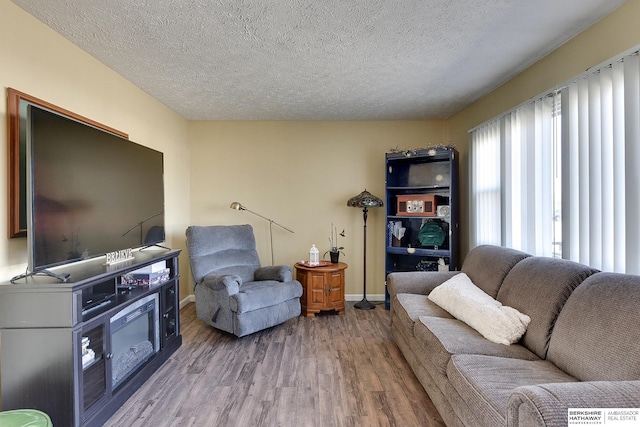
<box><xmin>6</xmin><ymin>88</ymin><xmax>128</xmax><ymax>238</ymax></box>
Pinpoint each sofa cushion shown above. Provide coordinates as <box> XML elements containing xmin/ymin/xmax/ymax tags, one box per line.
<box><xmin>392</xmin><ymin>293</ymin><xmax>452</xmax><ymax>337</ymax></box>
<box><xmin>397</xmin><ymin>323</ymin><xmax>487</xmax><ymax>427</ymax></box>
<box><xmin>547</xmin><ymin>272</ymin><xmax>640</xmax><ymax>381</ymax></box>
<box><xmin>428</xmin><ymin>273</ymin><xmax>531</xmax><ymax>345</ymax></box>
<box><xmin>461</xmin><ymin>245</ymin><xmax>531</xmax><ymax>298</ymax></box>
<box><xmin>496</xmin><ymin>256</ymin><xmax>598</xmax><ymax>359</ymax></box>
<box><xmin>447</xmin><ymin>354</ymin><xmax>578</xmax><ymax>427</ymax></box>
<box><xmin>392</xmin><ymin>320</ymin><xmax>485</xmax><ymax>427</ymax></box>
<box><xmin>415</xmin><ymin>316</ymin><xmax>540</xmax><ymax>376</ymax></box>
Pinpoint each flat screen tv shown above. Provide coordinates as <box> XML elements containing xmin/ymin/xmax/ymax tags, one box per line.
<box><xmin>26</xmin><ymin>105</ymin><xmax>165</xmax><ymax>274</ymax></box>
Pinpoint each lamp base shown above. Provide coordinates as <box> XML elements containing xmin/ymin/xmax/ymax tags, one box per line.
<box><xmin>354</xmin><ymin>298</ymin><xmax>376</xmax><ymax>310</ymax></box>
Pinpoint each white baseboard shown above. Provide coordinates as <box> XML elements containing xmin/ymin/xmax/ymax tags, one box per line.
<box><xmin>180</xmin><ymin>293</ymin><xmax>384</xmax><ymax>307</ymax></box>
<box><xmin>180</xmin><ymin>294</ymin><xmax>195</xmax><ymax>308</ymax></box>
<box><xmin>345</xmin><ymin>294</ymin><xmax>385</xmax><ymax>302</ymax></box>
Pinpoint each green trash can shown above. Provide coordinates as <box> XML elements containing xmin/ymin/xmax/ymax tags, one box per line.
<box><xmin>0</xmin><ymin>409</ymin><xmax>52</xmax><ymax>427</ymax></box>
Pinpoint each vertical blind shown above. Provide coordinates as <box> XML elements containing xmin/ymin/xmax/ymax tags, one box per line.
<box><xmin>470</xmin><ymin>49</ymin><xmax>640</xmax><ymax>273</ymax></box>
<box><xmin>470</xmin><ymin>119</ymin><xmax>501</xmax><ymax>246</ymax></box>
<box><xmin>470</xmin><ymin>94</ymin><xmax>559</xmax><ymax>257</ymax></box>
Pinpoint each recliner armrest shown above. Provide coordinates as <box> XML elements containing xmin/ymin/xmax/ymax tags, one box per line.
<box><xmin>508</xmin><ymin>381</ymin><xmax>640</xmax><ymax>427</ymax></box>
<box><xmin>255</xmin><ymin>265</ymin><xmax>292</xmax><ymax>282</ymax></box>
<box><xmin>200</xmin><ymin>274</ymin><xmax>242</xmax><ymax>295</ymax></box>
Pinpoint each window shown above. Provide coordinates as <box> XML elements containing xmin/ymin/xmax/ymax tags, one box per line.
<box><xmin>470</xmin><ymin>93</ymin><xmax>560</xmax><ymax>258</ymax></box>
<box><xmin>470</xmin><ymin>119</ymin><xmax>501</xmax><ymax>246</ymax></box>
<box><xmin>470</xmin><ymin>49</ymin><xmax>640</xmax><ymax>273</ymax></box>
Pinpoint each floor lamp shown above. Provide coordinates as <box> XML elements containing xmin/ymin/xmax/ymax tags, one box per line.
<box><xmin>347</xmin><ymin>189</ymin><xmax>384</xmax><ymax>310</ymax></box>
<box><xmin>230</xmin><ymin>202</ymin><xmax>294</xmax><ymax>265</ymax></box>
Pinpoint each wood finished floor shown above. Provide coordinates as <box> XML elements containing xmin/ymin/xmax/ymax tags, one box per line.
<box><xmin>104</xmin><ymin>302</ymin><xmax>445</xmax><ymax>427</ymax></box>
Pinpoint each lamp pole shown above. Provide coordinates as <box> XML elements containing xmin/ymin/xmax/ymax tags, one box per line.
<box><xmin>347</xmin><ymin>189</ymin><xmax>383</xmax><ymax>310</ymax></box>
<box><xmin>230</xmin><ymin>202</ymin><xmax>294</xmax><ymax>265</ymax></box>
<box><xmin>355</xmin><ymin>206</ymin><xmax>375</xmax><ymax>310</ymax></box>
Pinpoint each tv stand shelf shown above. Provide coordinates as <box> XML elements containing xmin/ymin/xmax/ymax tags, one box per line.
<box><xmin>0</xmin><ymin>249</ymin><xmax>182</xmax><ymax>427</ymax></box>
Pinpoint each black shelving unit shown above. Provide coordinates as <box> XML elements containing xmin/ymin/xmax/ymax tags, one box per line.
<box><xmin>385</xmin><ymin>148</ymin><xmax>460</xmax><ymax>308</ymax></box>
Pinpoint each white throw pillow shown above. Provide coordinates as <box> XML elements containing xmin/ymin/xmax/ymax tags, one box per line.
<box><xmin>428</xmin><ymin>273</ymin><xmax>531</xmax><ymax>345</ymax></box>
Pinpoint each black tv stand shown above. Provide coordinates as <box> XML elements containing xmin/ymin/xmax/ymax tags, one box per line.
<box><xmin>0</xmin><ymin>249</ymin><xmax>182</xmax><ymax>427</ymax></box>
<box><xmin>9</xmin><ymin>268</ymin><xmax>71</xmax><ymax>284</ymax></box>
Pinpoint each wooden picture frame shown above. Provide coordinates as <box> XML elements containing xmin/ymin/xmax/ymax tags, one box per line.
<box><xmin>6</xmin><ymin>88</ymin><xmax>128</xmax><ymax>238</ymax></box>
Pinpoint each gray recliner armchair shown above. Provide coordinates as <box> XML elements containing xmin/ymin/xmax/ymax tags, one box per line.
<box><xmin>185</xmin><ymin>224</ymin><xmax>303</xmax><ymax>337</ymax></box>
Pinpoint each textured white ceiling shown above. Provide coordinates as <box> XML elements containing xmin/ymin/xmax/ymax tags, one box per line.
<box><xmin>10</xmin><ymin>0</ymin><xmax>626</xmax><ymax>120</ymax></box>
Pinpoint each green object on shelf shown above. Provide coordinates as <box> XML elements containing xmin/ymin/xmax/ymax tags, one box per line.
<box><xmin>418</xmin><ymin>219</ymin><xmax>446</xmax><ymax>247</ymax></box>
<box><xmin>0</xmin><ymin>409</ymin><xmax>53</xmax><ymax>427</ymax></box>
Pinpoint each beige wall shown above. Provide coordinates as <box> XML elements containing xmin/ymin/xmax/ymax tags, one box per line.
<box><xmin>447</xmin><ymin>0</ymin><xmax>640</xmax><ymax>257</ymax></box>
<box><xmin>2</xmin><ymin>0</ymin><xmax>639</xmax><ymax>301</ymax></box>
<box><xmin>187</xmin><ymin>1</ymin><xmax>640</xmax><ymax>297</ymax></box>
<box><xmin>0</xmin><ymin>0</ymin><xmax>191</xmax><ymax>299</ymax></box>
<box><xmin>188</xmin><ymin>120</ymin><xmax>447</xmax><ymax>297</ymax></box>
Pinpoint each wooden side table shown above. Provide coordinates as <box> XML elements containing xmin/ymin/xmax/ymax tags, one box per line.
<box><xmin>295</xmin><ymin>262</ymin><xmax>347</xmax><ymax>317</ymax></box>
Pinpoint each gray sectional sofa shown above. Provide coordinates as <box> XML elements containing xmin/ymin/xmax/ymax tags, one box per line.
<box><xmin>388</xmin><ymin>245</ymin><xmax>640</xmax><ymax>427</ymax></box>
